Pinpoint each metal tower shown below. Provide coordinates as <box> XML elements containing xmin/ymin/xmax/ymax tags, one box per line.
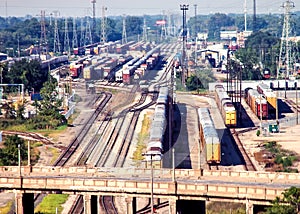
<box><xmin>85</xmin><ymin>17</ymin><xmax>92</xmax><ymax>46</ymax></box>
<box><xmin>122</xmin><ymin>15</ymin><xmax>127</xmax><ymax>44</ymax></box>
<box><xmin>101</xmin><ymin>6</ymin><xmax>107</xmax><ymax>43</ymax></box>
<box><xmin>253</xmin><ymin>0</ymin><xmax>256</xmax><ymax>31</ymax></box>
<box><xmin>194</xmin><ymin>4</ymin><xmax>197</xmax><ymax>66</ymax></box>
<box><xmin>72</xmin><ymin>17</ymin><xmax>78</xmax><ymax>49</ymax></box>
<box><xmin>91</xmin><ymin>0</ymin><xmax>96</xmax><ymax>43</ymax></box>
<box><xmin>142</xmin><ymin>16</ymin><xmax>147</xmax><ymax>41</ymax></box>
<box><xmin>277</xmin><ymin>0</ymin><xmax>295</xmax><ymax>80</ymax></box>
<box><xmin>40</xmin><ymin>10</ymin><xmax>48</xmax><ymax>54</ymax></box>
<box><xmin>244</xmin><ymin>0</ymin><xmax>247</xmax><ymax>31</ymax></box>
<box><xmin>167</xmin><ymin>12</ymin><xmax>172</xmax><ymax>36</ymax></box>
<box><xmin>180</xmin><ymin>4</ymin><xmax>189</xmax><ymax>86</ymax></box>
<box><xmin>53</xmin><ymin>11</ymin><xmax>61</xmax><ymax>53</ymax></box>
<box><xmin>64</xmin><ymin>18</ymin><xmax>70</xmax><ymax>54</ymax></box>
<box><xmin>80</xmin><ymin>18</ymin><xmax>85</xmax><ymax>47</ymax></box>
<box><xmin>160</xmin><ymin>10</ymin><xmax>167</xmax><ymax>40</ymax></box>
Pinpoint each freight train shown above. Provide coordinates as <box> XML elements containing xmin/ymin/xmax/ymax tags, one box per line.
<box><xmin>41</xmin><ymin>55</ymin><xmax>69</xmax><ymax>70</ymax></box>
<box><xmin>245</xmin><ymin>88</ymin><xmax>268</xmax><ymax>119</ymax></box>
<box><xmin>198</xmin><ymin>108</ymin><xmax>221</xmax><ymax>164</ymax></box>
<box><xmin>146</xmin><ymin>86</ymin><xmax>169</xmax><ymax>161</ymax></box>
<box><xmin>257</xmin><ymin>83</ymin><xmax>277</xmax><ymax>111</ymax></box>
<box><xmin>214</xmin><ymin>85</ymin><xmax>237</xmax><ymax>127</ymax></box>
<box><xmin>118</xmin><ymin>46</ymin><xmax>161</xmax><ymax>84</ymax></box>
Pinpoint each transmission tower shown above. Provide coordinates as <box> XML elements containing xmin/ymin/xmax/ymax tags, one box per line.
<box><xmin>167</xmin><ymin>12</ymin><xmax>172</xmax><ymax>36</ymax></box>
<box><xmin>253</xmin><ymin>0</ymin><xmax>256</xmax><ymax>31</ymax></box>
<box><xmin>40</xmin><ymin>10</ymin><xmax>48</xmax><ymax>54</ymax></box>
<box><xmin>53</xmin><ymin>11</ymin><xmax>61</xmax><ymax>54</ymax></box>
<box><xmin>277</xmin><ymin>0</ymin><xmax>295</xmax><ymax>80</ymax></box>
<box><xmin>142</xmin><ymin>16</ymin><xmax>147</xmax><ymax>41</ymax></box>
<box><xmin>160</xmin><ymin>10</ymin><xmax>167</xmax><ymax>40</ymax></box>
<box><xmin>101</xmin><ymin>6</ymin><xmax>107</xmax><ymax>43</ymax></box>
<box><xmin>64</xmin><ymin>18</ymin><xmax>70</xmax><ymax>54</ymax></box>
<box><xmin>91</xmin><ymin>0</ymin><xmax>96</xmax><ymax>43</ymax></box>
<box><xmin>244</xmin><ymin>0</ymin><xmax>247</xmax><ymax>31</ymax></box>
<box><xmin>80</xmin><ymin>18</ymin><xmax>85</xmax><ymax>47</ymax></box>
<box><xmin>122</xmin><ymin>15</ymin><xmax>127</xmax><ymax>44</ymax></box>
<box><xmin>85</xmin><ymin>17</ymin><xmax>92</xmax><ymax>46</ymax></box>
<box><xmin>72</xmin><ymin>17</ymin><xmax>78</xmax><ymax>49</ymax></box>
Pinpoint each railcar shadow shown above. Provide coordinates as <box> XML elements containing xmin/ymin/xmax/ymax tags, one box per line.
<box><xmin>162</xmin><ymin>103</ymin><xmax>192</xmax><ymax>169</ymax></box>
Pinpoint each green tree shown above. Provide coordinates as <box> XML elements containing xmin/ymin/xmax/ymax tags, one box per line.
<box><xmin>32</xmin><ymin>76</ymin><xmax>67</xmax><ymax>129</ymax></box>
<box><xmin>0</xmin><ymin>135</ymin><xmax>27</xmax><ymax>166</ymax></box>
<box><xmin>265</xmin><ymin>187</ymin><xmax>300</xmax><ymax>214</ymax></box>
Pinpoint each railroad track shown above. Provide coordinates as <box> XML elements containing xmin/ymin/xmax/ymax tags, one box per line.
<box><xmin>286</xmin><ymin>99</ymin><xmax>300</xmax><ymax>112</ymax></box>
<box><xmin>230</xmin><ymin>128</ymin><xmax>257</xmax><ymax>171</ymax></box>
<box><xmin>32</xmin><ymin>92</ymin><xmax>110</xmax><ymax>213</ymax></box>
<box><xmin>54</xmin><ymin>92</ymin><xmax>111</xmax><ymax>166</ymax></box>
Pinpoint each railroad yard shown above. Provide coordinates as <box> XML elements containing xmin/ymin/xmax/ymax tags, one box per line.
<box><xmin>1</xmin><ymin>42</ymin><xmax>300</xmax><ymax>213</ymax></box>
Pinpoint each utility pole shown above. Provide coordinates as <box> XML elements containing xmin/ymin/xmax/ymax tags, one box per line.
<box><xmin>122</xmin><ymin>14</ymin><xmax>127</xmax><ymax>44</ymax></box>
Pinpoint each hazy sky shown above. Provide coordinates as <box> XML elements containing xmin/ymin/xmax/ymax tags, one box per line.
<box><xmin>0</xmin><ymin>0</ymin><xmax>298</xmax><ymax>17</ymax></box>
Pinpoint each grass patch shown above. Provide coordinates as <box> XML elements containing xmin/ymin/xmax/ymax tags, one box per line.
<box><xmin>132</xmin><ymin>114</ymin><xmax>151</xmax><ymax>167</ymax></box>
<box><xmin>34</xmin><ymin>194</ymin><xmax>69</xmax><ymax>214</ymax></box>
<box><xmin>48</xmin><ymin>147</ymin><xmax>61</xmax><ymax>165</ymax></box>
<box><xmin>0</xmin><ymin>201</ymin><xmax>13</xmax><ymax>214</ymax></box>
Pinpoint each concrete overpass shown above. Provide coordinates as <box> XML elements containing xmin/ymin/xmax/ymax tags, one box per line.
<box><xmin>1</xmin><ymin>166</ymin><xmax>300</xmax><ymax>214</ymax></box>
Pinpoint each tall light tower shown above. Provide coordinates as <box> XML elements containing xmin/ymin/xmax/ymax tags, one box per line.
<box><xmin>180</xmin><ymin>4</ymin><xmax>189</xmax><ymax>86</ymax></box>
<box><xmin>91</xmin><ymin>0</ymin><xmax>96</xmax><ymax>43</ymax></box>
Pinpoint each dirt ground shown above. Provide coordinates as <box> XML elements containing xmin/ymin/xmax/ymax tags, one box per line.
<box><xmin>238</xmin><ymin>125</ymin><xmax>300</xmax><ymax>171</ymax></box>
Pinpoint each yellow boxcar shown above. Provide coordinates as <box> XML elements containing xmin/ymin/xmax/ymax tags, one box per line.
<box><xmin>206</xmin><ymin>141</ymin><xmax>221</xmax><ymax>164</ymax></box>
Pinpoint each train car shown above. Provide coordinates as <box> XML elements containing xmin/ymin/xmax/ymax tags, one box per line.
<box><xmin>246</xmin><ymin>88</ymin><xmax>268</xmax><ymax>119</ymax></box>
<box><xmin>198</xmin><ymin>108</ymin><xmax>221</xmax><ymax>164</ymax></box>
<box><xmin>257</xmin><ymin>83</ymin><xmax>277</xmax><ymax>110</ymax></box>
<box><xmin>214</xmin><ymin>85</ymin><xmax>236</xmax><ymax>127</ymax></box>
<box><xmin>156</xmin><ymin>87</ymin><xmax>169</xmax><ymax>105</ymax></box>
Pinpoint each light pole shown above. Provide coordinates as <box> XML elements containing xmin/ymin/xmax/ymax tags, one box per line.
<box><xmin>142</xmin><ymin>153</ymin><xmax>156</xmax><ymax>214</ymax></box>
<box><xmin>180</xmin><ymin>4</ymin><xmax>189</xmax><ymax>86</ymax></box>
<box><xmin>18</xmin><ymin>144</ymin><xmax>21</xmax><ymax>176</ymax></box>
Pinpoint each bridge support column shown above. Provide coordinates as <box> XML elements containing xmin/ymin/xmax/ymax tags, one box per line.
<box><xmin>169</xmin><ymin>198</ymin><xmax>177</xmax><ymax>214</ymax></box>
<box><xmin>125</xmin><ymin>196</ymin><xmax>136</xmax><ymax>214</ymax></box>
<box><xmin>84</xmin><ymin>194</ymin><xmax>92</xmax><ymax>214</ymax></box>
<box><xmin>15</xmin><ymin>192</ymin><xmax>34</xmax><ymax>214</ymax></box>
<box><xmin>246</xmin><ymin>199</ymin><xmax>254</xmax><ymax>214</ymax></box>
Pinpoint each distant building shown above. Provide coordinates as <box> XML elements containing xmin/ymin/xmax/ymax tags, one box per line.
<box><xmin>0</xmin><ymin>53</ymin><xmax>8</xmax><ymax>61</ymax></box>
<box><xmin>220</xmin><ymin>31</ymin><xmax>237</xmax><ymax>40</ymax></box>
